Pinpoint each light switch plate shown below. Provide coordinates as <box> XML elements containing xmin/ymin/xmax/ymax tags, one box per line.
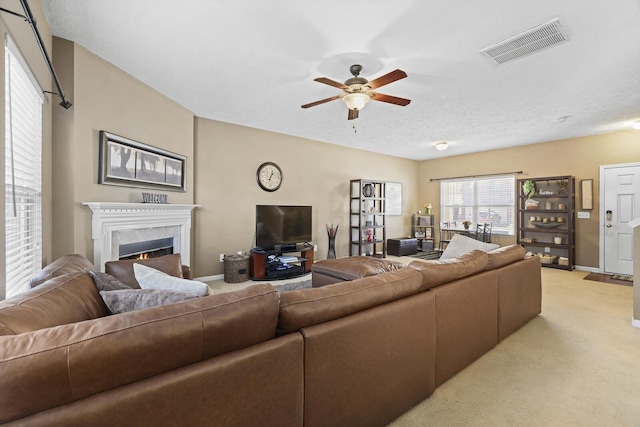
<box><xmin>577</xmin><ymin>211</ymin><xmax>590</xmax><ymax>219</ymax></box>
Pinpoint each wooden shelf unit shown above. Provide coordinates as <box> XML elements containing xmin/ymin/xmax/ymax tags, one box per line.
<box><xmin>517</xmin><ymin>176</ymin><xmax>575</xmax><ymax>270</ymax></box>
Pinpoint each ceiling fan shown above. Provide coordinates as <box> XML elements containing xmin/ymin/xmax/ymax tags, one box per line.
<box><xmin>301</xmin><ymin>64</ymin><xmax>411</xmax><ymax>120</ymax></box>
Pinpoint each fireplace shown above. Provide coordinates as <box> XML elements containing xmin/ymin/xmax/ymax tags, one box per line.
<box><xmin>84</xmin><ymin>202</ymin><xmax>199</xmax><ymax>271</ymax></box>
<box><xmin>119</xmin><ymin>237</ymin><xmax>174</xmax><ymax>260</ymax></box>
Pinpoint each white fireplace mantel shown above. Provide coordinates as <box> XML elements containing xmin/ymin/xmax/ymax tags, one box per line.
<box><xmin>83</xmin><ymin>202</ymin><xmax>199</xmax><ymax>271</ymax></box>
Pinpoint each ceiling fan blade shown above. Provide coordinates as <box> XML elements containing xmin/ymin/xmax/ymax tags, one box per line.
<box><xmin>348</xmin><ymin>108</ymin><xmax>359</xmax><ymax>120</ymax></box>
<box><xmin>371</xmin><ymin>92</ymin><xmax>411</xmax><ymax>106</ymax></box>
<box><xmin>314</xmin><ymin>77</ymin><xmax>349</xmax><ymax>90</ymax></box>
<box><xmin>301</xmin><ymin>95</ymin><xmax>342</xmax><ymax>109</ymax></box>
<box><xmin>366</xmin><ymin>69</ymin><xmax>407</xmax><ymax>90</ymax></box>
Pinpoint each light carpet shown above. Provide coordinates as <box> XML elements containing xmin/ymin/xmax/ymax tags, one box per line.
<box><xmin>206</xmin><ymin>274</ymin><xmax>312</xmax><ymax>294</ymax></box>
<box><xmin>389</xmin><ymin>268</ymin><xmax>640</xmax><ymax>427</ymax></box>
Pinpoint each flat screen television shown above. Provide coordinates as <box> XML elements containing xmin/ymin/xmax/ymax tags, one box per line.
<box><xmin>256</xmin><ymin>205</ymin><xmax>312</xmax><ymax>249</ymax></box>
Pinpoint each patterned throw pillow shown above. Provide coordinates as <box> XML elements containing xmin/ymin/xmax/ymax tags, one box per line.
<box><xmin>100</xmin><ymin>289</ymin><xmax>199</xmax><ymax>314</ymax></box>
<box><xmin>86</xmin><ymin>270</ymin><xmax>132</xmax><ymax>291</ymax></box>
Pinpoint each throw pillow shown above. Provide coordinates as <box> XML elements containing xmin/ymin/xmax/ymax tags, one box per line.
<box><xmin>440</xmin><ymin>233</ymin><xmax>499</xmax><ymax>260</ymax></box>
<box><xmin>86</xmin><ymin>269</ymin><xmax>132</xmax><ymax>291</ymax></box>
<box><xmin>100</xmin><ymin>289</ymin><xmax>199</xmax><ymax>314</ymax></box>
<box><xmin>133</xmin><ymin>263</ymin><xmax>210</xmax><ymax>296</ymax></box>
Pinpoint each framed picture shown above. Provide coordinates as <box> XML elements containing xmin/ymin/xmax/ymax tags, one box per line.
<box><xmin>98</xmin><ymin>131</ymin><xmax>186</xmax><ymax>192</ymax></box>
<box><xmin>581</xmin><ymin>179</ymin><xmax>593</xmax><ymax>210</ymax></box>
<box><xmin>385</xmin><ymin>182</ymin><xmax>402</xmax><ymax>215</ymax></box>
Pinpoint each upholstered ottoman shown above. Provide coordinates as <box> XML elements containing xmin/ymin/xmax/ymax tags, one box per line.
<box><xmin>387</xmin><ymin>237</ymin><xmax>418</xmax><ymax>256</ymax></box>
<box><xmin>311</xmin><ymin>256</ymin><xmax>407</xmax><ymax>287</ymax></box>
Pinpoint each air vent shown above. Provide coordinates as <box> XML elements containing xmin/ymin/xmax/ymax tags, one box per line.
<box><xmin>480</xmin><ymin>18</ymin><xmax>570</xmax><ymax>65</ymax></box>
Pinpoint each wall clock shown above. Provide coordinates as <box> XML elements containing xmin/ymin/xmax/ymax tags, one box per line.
<box><xmin>256</xmin><ymin>162</ymin><xmax>283</xmax><ymax>192</ymax></box>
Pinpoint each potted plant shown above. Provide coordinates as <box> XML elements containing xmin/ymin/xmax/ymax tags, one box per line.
<box><xmin>522</xmin><ymin>180</ymin><xmax>540</xmax><ymax>210</ymax></box>
<box><xmin>462</xmin><ymin>220</ymin><xmax>472</xmax><ymax>230</ymax></box>
<box><xmin>522</xmin><ymin>180</ymin><xmax>536</xmax><ymax>199</ymax></box>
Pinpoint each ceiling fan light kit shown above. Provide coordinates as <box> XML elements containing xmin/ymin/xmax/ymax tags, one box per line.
<box><xmin>302</xmin><ymin>64</ymin><xmax>410</xmax><ymax>120</ymax></box>
<box><xmin>342</xmin><ymin>92</ymin><xmax>370</xmax><ymax>110</ymax></box>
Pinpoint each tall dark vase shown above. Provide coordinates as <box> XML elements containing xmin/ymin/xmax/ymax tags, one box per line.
<box><xmin>326</xmin><ymin>224</ymin><xmax>338</xmax><ymax>259</ymax></box>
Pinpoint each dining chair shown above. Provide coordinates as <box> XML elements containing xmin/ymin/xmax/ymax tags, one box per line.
<box><xmin>438</xmin><ymin>222</ymin><xmax>451</xmax><ymax>254</ymax></box>
<box><xmin>475</xmin><ymin>223</ymin><xmax>485</xmax><ymax>241</ymax></box>
<box><xmin>483</xmin><ymin>223</ymin><xmax>492</xmax><ymax>243</ymax></box>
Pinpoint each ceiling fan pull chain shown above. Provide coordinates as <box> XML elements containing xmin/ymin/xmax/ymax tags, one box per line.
<box><xmin>353</xmin><ymin>122</ymin><xmax>357</xmax><ymax>134</ymax></box>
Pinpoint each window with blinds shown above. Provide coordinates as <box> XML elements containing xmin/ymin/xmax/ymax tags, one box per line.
<box><xmin>4</xmin><ymin>35</ymin><xmax>43</xmax><ymax>298</ymax></box>
<box><xmin>440</xmin><ymin>174</ymin><xmax>515</xmax><ymax>235</ymax></box>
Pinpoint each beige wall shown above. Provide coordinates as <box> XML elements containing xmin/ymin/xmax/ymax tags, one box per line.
<box><xmin>193</xmin><ymin>118</ymin><xmax>418</xmax><ymax>277</ymax></box>
<box><xmin>51</xmin><ymin>38</ymin><xmax>195</xmax><ymax>262</ymax></box>
<box><xmin>0</xmin><ymin>1</ymin><xmax>53</xmax><ymax>298</ymax></box>
<box><xmin>419</xmin><ymin>131</ymin><xmax>640</xmax><ymax>268</ymax></box>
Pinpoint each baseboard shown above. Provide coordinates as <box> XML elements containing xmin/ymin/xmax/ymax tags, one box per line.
<box><xmin>196</xmin><ymin>274</ymin><xmax>223</xmax><ymax>282</ymax></box>
<box><xmin>632</xmin><ymin>318</ymin><xmax>640</xmax><ymax>329</ymax></box>
<box><xmin>574</xmin><ymin>265</ymin><xmax>600</xmax><ymax>273</ymax></box>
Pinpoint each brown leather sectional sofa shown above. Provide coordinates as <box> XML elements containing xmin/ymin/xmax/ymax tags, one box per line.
<box><xmin>0</xmin><ymin>245</ymin><xmax>541</xmax><ymax>426</ymax></box>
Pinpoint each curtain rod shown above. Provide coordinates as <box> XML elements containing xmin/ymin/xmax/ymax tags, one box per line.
<box><xmin>430</xmin><ymin>170</ymin><xmax>524</xmax><ymax>182</ymax></box>
<box><xmin>1</xmin><ymin>1</ymin><xmax>72</xmax><ymax>109</ymax></box>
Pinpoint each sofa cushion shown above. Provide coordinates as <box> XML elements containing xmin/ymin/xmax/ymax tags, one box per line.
<box><xmin>408</xmin><ymin>249</ymin><xmax>489</xmax><ymax>291</ymax></box>
<box><xmin>100</xmin><ymin>289</ymin><xmax>200</xmax><ymax>314</ymax></box>
<box><xmin>86</xmin><ymin>270</ymin><xmax>132</xmax><ymax>291</ymax></box>
<box><xmin>486</xmin><ymin>244</ymin><xmax>526</xmax><ymax>270</ymax></box>
<box><xmin>440</xmin><ymin>234</ymin><xmax>499</xmax><ymax>260</ymax></box>
<box><xmin>133</xmin><ymin>263</ymin><xmax>209</xmax><ymax>296</ymax></box>
<box><xmin>28</xmin><ymin>254</ymin><xmax>95</xmax><ymax>289</ymax></box>
<box><xmin>104</xmin><ymin>254</ymin><xmax>184</xmax><ymax>288</ymax></box>
<box><xmin>278</xmin><ymin>267</ymin><xmax>423</xmax><ymax>335</ymax></box>
<box><xmin>0</xmin><ymin>272</ymin><xmax>108</xmax><ymax>335</ymax></box>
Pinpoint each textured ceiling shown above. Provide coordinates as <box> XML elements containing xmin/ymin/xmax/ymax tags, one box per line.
<box><xmin>41</xmin><ymin>0</ymin><xmax>640</xmax><ymax>160</ymax></box>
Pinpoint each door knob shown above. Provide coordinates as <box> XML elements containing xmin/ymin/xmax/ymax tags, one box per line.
<box><xmin>606</xmin><ymin>224</ymin><xmax>614</xmax><ymax>228</ymax></box>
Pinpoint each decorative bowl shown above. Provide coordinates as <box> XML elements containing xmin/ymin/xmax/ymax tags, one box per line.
<box><xmin>530</xmin><ymin>221</ymin><xmax>563</xmax><ymax>229</ymax></box>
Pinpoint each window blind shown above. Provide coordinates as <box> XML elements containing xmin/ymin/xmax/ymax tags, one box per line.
<box><xmin>5</xmin><ymin>36</ymin><xmax>43</xmax><ymax>298</ymax></box>
<box><xmin>440</xmin><ymin>174</ymin><xmax>515</xmax><ymax>235</ymax></box>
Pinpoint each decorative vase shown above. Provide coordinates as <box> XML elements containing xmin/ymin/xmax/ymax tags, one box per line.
<box><xmin>326</xmin><ymin>224</ymin><xmax>338</xmax><ymax>259</ymax></box>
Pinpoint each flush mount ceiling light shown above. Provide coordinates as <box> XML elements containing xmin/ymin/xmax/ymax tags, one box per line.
<box><xmin>632</xmin><ymin>120</ymin><xmax>640</xmax><ymax>130</ymax></box>
<box><xmin>436</xmin><ymin>142</ymin><xmax>449</xmax><ymax>151</ymax></box>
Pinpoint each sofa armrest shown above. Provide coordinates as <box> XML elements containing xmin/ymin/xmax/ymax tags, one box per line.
<box><xmin>0</xmin><ymin>272</ymin><xmax>108</xmax><ymax>335</ymax></box>
<box><xmin>28</xmin><ymin>254</ymin><xmax>95</xmax><ymax>289</ymax></box>
<box><xmin>181</xmin><ymin>264</ymin><xmax>191</xmax><ymax>279</ymax></box>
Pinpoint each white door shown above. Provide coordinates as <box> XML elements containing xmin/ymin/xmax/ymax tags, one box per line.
<box><xmin>601</xmin><ymin>163</ymin><xmax>640</xmax><ymax>275</ymax></box>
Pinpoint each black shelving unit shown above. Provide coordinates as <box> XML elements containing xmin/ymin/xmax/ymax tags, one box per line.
<box><xmin>517</xmin><ymin>176</ymin><xmax>575</xmax><ymax>270</ymax></box>
<box><xmin>349</xmin><ymin>179</ymin><xmax>386</xmax><ymax>257</ymax></box>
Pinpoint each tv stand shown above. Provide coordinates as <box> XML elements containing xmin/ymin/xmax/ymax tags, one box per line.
<box><xmin>249</xmin><ymin>244</ymin><xmax>314</xmax><ymax>281</ymax></box>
